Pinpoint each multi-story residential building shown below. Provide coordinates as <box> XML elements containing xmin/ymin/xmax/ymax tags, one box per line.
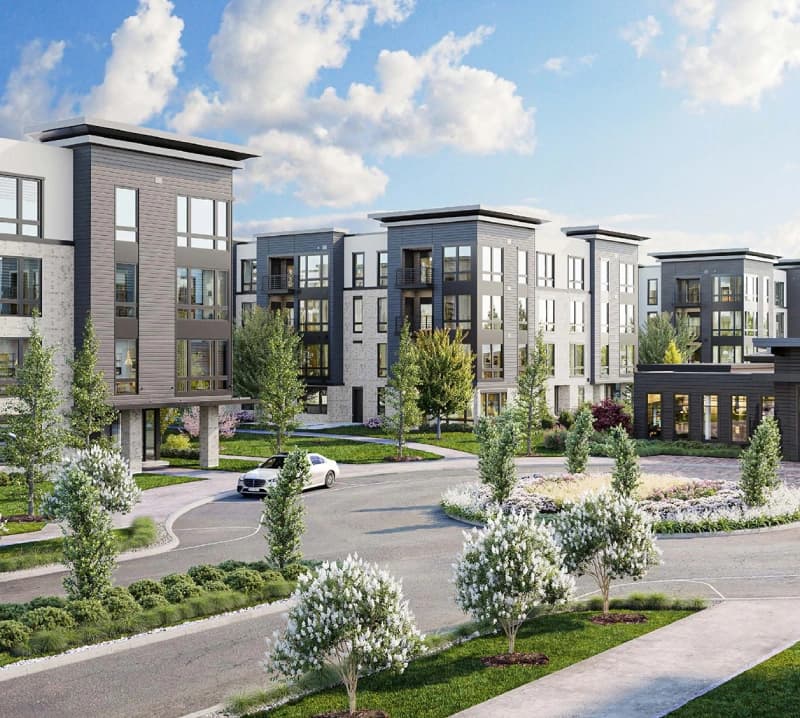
<box><xmin>233</xmin><ymin>239</ymin><xmax>257</xmax><ymax>325</ymax></box>
<box><xmin>246</xmin><ymin>206</ymin><xmax>648</xmax><ymax>423</ymax></box>
<box><xmin>1</xmin><ymin>117</ymin><xmax>257</xmax><ymax>471</ymax></box>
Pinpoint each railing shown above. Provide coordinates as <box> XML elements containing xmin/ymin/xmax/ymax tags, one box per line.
<box><xmin>713</xmin><ymin>292</ymin><xmax>743</xmax><ymax>303</ymax></box>
<box><xmin>394</xmin><ymin>314</ymin><xmax>434</xmax><ymax>335</ymax></box>
<box><xmin>264</xmin><ymin>274</ymin><xmax>295</xmax><ymax>293</ymax></box>
<box><xmin>396</xmin><ymin>266</ymin><xmax>433</xmax><ymax>287</ymax></box>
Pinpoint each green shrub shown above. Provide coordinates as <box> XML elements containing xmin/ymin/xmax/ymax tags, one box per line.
<box><xmin>541</xmin><ymin>429</ymin><xmax>567</xmax><ymax>452</ymax></box>
<box><xmin>127</xmin><ymin>578</ymin><xmax>165</xmax><ymax>603</ymax></box>
<box><xmin>0</xmin><ymin>604</ymin><xmax>27</xmax><ymax>622</ymax></box>
<box><xmin>202</xmin><ymin>580</ymin><xmax>230</xmax><ymax>593</ymax></box>
<box><xmin>246</xmin><ymin>560</ymin><xmax>273</xmax><ymax>572</ymax></box>
<box><xmin>162</xmin><ymin>433</ymin><xmax>191</xmax><ymax>451</ymax></box>
<box><xmin>205</xmin><ymin>591</ymin><xmax>241</xmax><ymax>613</ymax></box>
<box><xmin>609</xmin><ymin>424</ymin><xmax>641</xmax><ymax>497</ymax></box>
<box><xmin>281</xmin><ymin>563</ymin><xmax>308</xmax><ymax>581</ymax></box>
<box><xmin>152</xmin><ymin>603</ymin><xmax>182</xmax><ymax>625</ymax></box>
<box><xmin>76</xmin><ymin>624</ymin><xmax>111</xmax><ymax>645</ymax></box>
<box><xmin>558</xmin><ymin>410</ymin><xmax>575</xmax><ymax>429</ymax></box>
<box><xmin>740</xmin><ymin>416</ymin><xmax>782</xmax><ymax>506</ymax></box>
<box><xmin>29</xmin><ymin>628</ymin><xmax>73</xmax><ymax>655</ymax></box>
<box><xmin>138</xmin><ymin>593</ymin><xmax>169</xmax><ymax>610</ymax></box>
<box><xmin>26</xmin><ymin>596</ymin><xmax>68</xmax><ymax>611</ymax></box>
<box><xmin>67</xmin><ymin>599</ymin><xmax>110</xmax><ymax>625</ymax></box>
<box><xmin>188</xmin><ymin>564</ymin><xmax>226</xmax><ymax>586</ymax></box>
<box><xmin>565</xmin><ymin>407</ymin><xmax>594</xmax><ymax>474</ymax></box>
<box><xmin>224</xmin><ymin>567</ymin><xmax>265</xmax><ymax>593</ymax></box>
<box><xmin>102</xmin><ymin>587</ymin><xmax>141</xmax><ymax>621</ymax></box>
<box><xmin>540</xmin><ymin>414</ymin><xmax>556</xmax><ymax>430</ymax></box>
<box><xmin>161</xmin><ymin>573</ymin><xmax>201</xmax><ymax>603</ymax></box>
<box><xmin>261</xmin><ymin>569</ymin><xmax>284</xmax><ymax>583</ymax></box>
<box><xmin>23</xmin><ymin>606</ymin><xmax>75</xmax><ymax>632</ymax></box>
<box><xmin>0</xmin><ymin>620</ymin><xmax>31</xmax><ymax>652</ymax></box>
<box><xmin>217</xmin><ymin>559</ymin><xmax>247</xmax><ymax>573</ymax></box>
<box><xmin>160</xmin><ymin>447</ymin><xmax>199</xmax><ymax>460</ymax></box>
<box><xmin>262</xmin><ymin>578</ymin><xmax>293</xmax><ymax>599</ymax></box>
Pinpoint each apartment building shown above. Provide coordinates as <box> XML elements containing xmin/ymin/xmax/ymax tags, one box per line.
<box><xmin>246</xmin><ymin>206</ymin><xmax>648</xmax><ymax>424</ymax></box>
<box><xmin>1</xmin><ymin>117</ymin><xmax>257</xmax><ymax>471</ymax></box>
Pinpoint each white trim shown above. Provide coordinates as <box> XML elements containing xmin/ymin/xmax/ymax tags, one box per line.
<box><xmin>651</xmin><ymin>254</ymin><xmax>778</xmax><ymax>264</ymax></box>
<box><xmin>372</xmin><ymin>214</ymin><xmax>539</xmax><ymax>230</ymax></box>
<box><xmin>256</xmin><ymin>227</ymin><xmax>348</xmax><ymax>238</ymax></box>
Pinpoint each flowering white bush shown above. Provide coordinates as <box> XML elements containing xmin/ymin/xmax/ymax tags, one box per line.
<box><xmin>454</xmin><ymin>511</ymin><xmax>574</xmax><ymax>653</ymax></box>
<box><xmin>266</xmin><ymin>554</ymin><xmax>424</xmax><ymax>715</ymax></box>
<box><xmin>555</xmin><ymin>490</ymin><xmax>661</xmax><ymax>614</ymax></box>
<box><xmin>181</xmin><ymin>406</ymin><xmax>240</xmax><ymax>439</ymax></box>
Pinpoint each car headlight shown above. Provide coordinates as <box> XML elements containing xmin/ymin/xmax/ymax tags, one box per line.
<box><xmin>237</xmin><ymin>475</ymin><xmax>245</xmax><ymax>484</ymax></box>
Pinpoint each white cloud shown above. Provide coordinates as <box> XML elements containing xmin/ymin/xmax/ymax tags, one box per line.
<box><xmin>621</xmin><ymin>15</ymin><xmax>662</xmax><ymax>58</ymax></box>
<box><xmin>543</xmin><ymin>57</ymin><xmax>566</xmax><ymax>72</ymax></box>
<box><xmin>0</xmin><ymin>40</ymin><xmax>67</xmax><ymax>138</ymax></box>
<box><xmin>542</xmin><ymin>54</ymin><xmax>596</xmax><ymax>74</ymax></box>
<box><xmin>671</xmin><ymin>0</ymin><xmax>716</xmax><ymax>31</ymax></box>
<box><xmin>83</xmin><ymin>0</ymin><xmax>184</xmax><ymax>123</ymax></box>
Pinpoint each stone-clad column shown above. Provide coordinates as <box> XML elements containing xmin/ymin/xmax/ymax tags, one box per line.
<box><xmin>199</xmin><ymin>405</ymin><xmax>220</xmax><ymax>469</ymax></box>
<box><xmin>120</xmin><ymin>409</ymin><xmax>143</xmax><ymax>474</ymax></box>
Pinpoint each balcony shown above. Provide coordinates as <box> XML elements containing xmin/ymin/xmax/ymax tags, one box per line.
<box><xmin>673</xmin><ymin>288</ymin><xmax>702</xmax><ymax>306</ymax></box>
<box><xmin>396</xmin><ymin>266</ymin><xmax>433</xmax><ymax>288</ymax></box>
<box><xmin>264</xmin><ymin>274</ymin><xmax>295</xmax><ymax>293</ymax></box>
<box><xmin>394</xmin><ymin>314</ymin><xmax>434</xmax><ymax>335</ymax></box>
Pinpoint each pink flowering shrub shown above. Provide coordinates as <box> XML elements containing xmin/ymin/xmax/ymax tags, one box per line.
<box><xmin>181</xmin><ymin>406</ymin><xmax>240</xmax><ymax>439</ymax></box>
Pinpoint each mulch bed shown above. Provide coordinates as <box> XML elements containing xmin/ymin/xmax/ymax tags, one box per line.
<box><xmin>5</xmin><ymin>514</ymin><xmax>48</xmax><ymax>523</ymax></box>
<box><xmin>589</xmin><ymin>613</ymin><xmax>648</xmax><ymax>625</ymax></box>
<box><xmin>481</xmin><ymin>652</ymin><xmax>550</xmax><ymax>667</ymax></box>
<box><xmin>314</xmin><ymin>711</ymin><xmax>389</xmax><ymax>718</ymax></box>
<box><xmin>382</xmin><ymin>456</ymin><xmax>424</xmax><ymax>463</ymax></box>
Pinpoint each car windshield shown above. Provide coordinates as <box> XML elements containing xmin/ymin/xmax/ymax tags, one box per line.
<box><xmin>260</xmin><ymin>456</ymin><xmax>286</xmax><ymax>469</ymax></box>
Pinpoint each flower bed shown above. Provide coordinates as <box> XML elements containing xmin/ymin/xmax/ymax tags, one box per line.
<box><xmin>441</xmin><ymin>475</ymin><xmax>800</xmax><ymax>534</ymax></box>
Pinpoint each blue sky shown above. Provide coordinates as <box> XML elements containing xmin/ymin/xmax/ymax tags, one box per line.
<box><xmin>2</xmin><ymin>0</ymin><xmax>800</xmax><ymax>259</ymax></box>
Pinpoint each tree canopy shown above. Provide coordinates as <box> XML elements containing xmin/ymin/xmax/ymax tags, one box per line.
<box><xmin>638</xmin><ymin>312</ymin><xmax>698</xmax><ymax>364</ymax></box>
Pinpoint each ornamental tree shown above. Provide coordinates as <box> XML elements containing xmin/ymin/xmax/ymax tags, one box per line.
<box><xmin>44</xmin><ymin>446</ymin><xmax>140</xmax><ymax>599</ymax></box>
<box><xmin>555</xmin><ymin>491</ymin><xmax>661</xmax><ymax>614</ymax></box>
<box><xmin>267</xmin><ymin>554</ymin><xmax>424</xmax><ymax>716</ymax></box>
<box><xmin>181</xmin><ymin>406</ymin><xmax>240</xmax><ymax>440</ymax></box>
<box><xmin>476</xmin><ymin>408</ymin><xmax>520</xmax><ymax>504</ymax></box>
<box><xmin>662</xmin><ymin>340</ymin><xmax>682</xmax><ymax>364</ymax></box>
<box><xmin>638</xmin><ymin>311</ymin><xmax>699</xmax><ymax>364</ymax></box>
<box><xmin>565</xmin><ymin>406</ymin><xmax>594</xmax><ymax>474</ymax></box>
<box><xmin>610</xmin><ymin>424</ymin><xmax>641</xmax><ymax>497</ymax></box>
<box><xmin>262</xmin><ymin>448</ymin><xmax>308</xmax><ymax>569</ymax></box>
<box><xmin>740</xmin><ymin>416</ymin><xmax>782</xmax><ymax>506</ymax></box>
<box><xmin>516</xmin><ymin>331</ymin><xmax>551</xmax><ymax>455</ymax></box>
<box><xmin>454</xmin><ymin>511</ymin><xmax>574</xmax><ymax>654</ymax></box>
<box><xmin>590</xmin><ymin>399</ymin><xmax>632</xmax><ymax>434</ymax></box>
<box><xmin>383</xmin><ymin>320</ymin><xmax>423</xmax><ymax>458</ymax></box>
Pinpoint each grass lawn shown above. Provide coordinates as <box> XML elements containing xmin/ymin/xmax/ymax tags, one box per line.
<box><xmin>0</xmin><ymin>517</ymin><xmax>158</xmax><ymax>573</ymax></box>
<box><xmin>220</xmin><ymin>434</ymin><xmax>441</xmax><ymax>463</ymax></box>
<box><xmin>133</xmin><ymin>473</ymin><xmax>207</xmax><ymax>490</ymax></box>
<box><xmin>163</xmin><ymin>457</ymin><xmax>262</xmax><ymax>473</ymax></box>
<box><xmin>669</xmin><ymin>641</ymin><xmax>800</xmax><ymax>717</ymax></box>
<box><xmin>245</xmin><ymin>610</ymin><xmax>691</xmax><ymax>718</ymax></box>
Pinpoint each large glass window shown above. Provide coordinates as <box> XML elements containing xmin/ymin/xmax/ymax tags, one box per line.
<box><xmin>744</xmin><ymin>274</ymin><xmax>759</xmax><ymax>303</ymax></box>
<box><xmin>377</xmin><ymin>343</ymin><xmax>387</xmax><ymax>378</ymax></box>
<box><xmin>518</xmin><ymin>250</ymin><xmax>527</xmax><ymax>284</ymax></box>
<box><xmin>570</xmin><ymin>300</ymin><xmax>584</xmax><ymax>333</ymax></box>
<box><xmin>620</xmin><ymin>304</ymin><xmax>636</xmax><ymax>334</ymax></box>
<box><xmin>601</xmin><ymin>301</ymin><xmax>610</xmax><ymax>334</ymax></box>
<box><xmin>647</xmin><ymin>393</ymin><xmax>662</xmax><ymax>438</ymax></box>
<box><xmin>762</xmin><ymin>396</ymin><xmax>775</xmax><ymax>419</ymax></box>
<box><xmin>703</xmin><ymin>395</ymin><xmax>718</xmax><ymax>441</ymax></box>
<box><xmin>777</xmin><ymin>312</ymin><xmax>786</xmax><ymax>338</ymax></box>
<box><xmin>481</xmin><ymin>246</ymin><xmax>502</xmax><ymax>282</ymax></box>
<box><xmin>0</xmin><ymin>176</ymin><xmax>41</xmax><ymax>237</ymax></box>
<box><xmin>713</xmin><ymin>345</ymin><xmax>742</xmax><ymax>363</ymax></box>
<box><xmin>299</xmin><ymin>299</ymin><xmax>329</xmax><ymax>332</ymax></box>
<box><xmin>776</xmin><ymin>281</ymin><xmax>786</xmax><ymax>308</ymax></box>
<box><xmin>647</xmin><ymin>278</ymin><xmax>658</xmax><ymax>305</ymax></box>
<box><xmin>177</xmin><ymin>195</ymin><xmax>229</xmax><ymax>250</ymax></box>
<box><xmin>0</xmin><ymin>257</ymin><xmax>41</xmax><ymax>316</ymax></box>
<box><xmin>0</xmin><ymin>338</ymin><xmax>28</xmax><ymax>395</ymax></box>
<box><xmin>674</xmin><ymin>394</ymin><xmax>690</xmax><ymax>438</ymax></box>
<box><xmin>302</xmin><ymin>343</ymin><xmax>329</xmax><ymax>378</ymax></box>
<box><xmin>377</xmin><ymin>297</ymin><xmax>387</xmax><ymax>333</ymax></box>
<box><xmin>115</xmin><ymin>187</ymin><xmax>137</xmax><ymax>243</ymax></box>
<box><xmin>443</xmin><ymin>246</ymin><xmax>471</xmax><ymax>282</ymax></box>
<box><xmin>569</xmin><ymin>343</ymin><xmax>585</xmax><ymax>376</ymax></box>
<box><xmin>481</xmin><ymin>344</ymin><xmax>503</xmax><ymax>379</ymax></box>
<box><xmin>481</xmin><ymin>392</ymin><xmax>506</xmax><ymax>417</ymax></box>
<box><xmin>175</xmin><ymin>339</ymin><xmax>229</xmax><ymax>392</ymax></box>
<box><xmin>744</xmin><ymin>311</ymin><xmax>759</xmax><ymax>336</ymax></box>
<box><xmin>352</xmin><ymin>297</ymin><xmax>363</xmax><ymax>334</ymax></box>
<box><xmin>444</xmin><ymin>295</ymin><xmax>471</xmax><ymax>330</ymax></box>
<box><xmin>620</xmin><ymin>263</ymin><xmax>634</xmax><ymax>293</ymax></box>
<box><xmin>115</xmin><ymin>339</ymin><xmax>137</xmax><ymax>394</ymax></box>
<box><xmin>298</xmin><ymin>254</ymin><xmax>329</xmax><ymax>288</ymax></box>
<box><xmin>620</xmin><ymin>345</ymin><xmax>635</xmax><ymax>375</ymax></box>
<box><xmin>712</xmin><ymin>311</ymin><xmax>742</xmax><ymax>336</ymax></box>
<box><xmin>600</xmin><ymin>344</ymin><xmax>609</xmax><ymax>375</ymax></box>
<box><xmin>539</xmin><ymin>298</ymin><xmax>555</xmax><ymax>332</ymax></box>
<box><xmin>115</xmin><ymin>264</ymin><xmax>137</xmax><ymax>318</ymax></box>
<box><xmin>241</xmin><ymin>259</ymin><xmax>257</xmax><ymax>292</ymax></box>
<box><xmin>305</xmin><ymin>388</ymin><xmax>328</xmax><ymax>415</ymax></box>
<box><xmin>600</xmin><ymin>259</ymin><xmax>610</xmax><ymax>292</ymax></box>
<box><xmin>377</xmin><ymin>251</ymin><xmax>388</xmax><ymax>287</ymax></box>
<box><xmin>352</xmin><ymin>252</ymin><xmax>365</xmax><ymax>288</ymax></box>
<box><xmin>536</xmin><ymin>252</ymin><xmax>554</xmax><ymax>287</ymax></box>
<box><xmin>176</xmin><ymin>267</ymin><xmax>229</xmax><ymax>320</ymax></box>
<box><xmin>731</xmin><ymin>395</ymin><xmax>748</xmax><ymax>442</ymax></box>
<box><xmin>481</xmin><ymin>295</ymin><xmax>502</xmax><ymax>330</ymax></box>
<box><xmin>676</xmin><ymin>278</ymin><xmax>701</xmax><ymax>304</ymax></box>
<box><xmin>518</xmin><ymin>297</ymin><xmax>528</xmax><ymax>331</ymax></box>
<box><xmin>713</xmin><ymin>275</ymin><xmax>742</xmax><ymax>302</ymax></box>
<box><xmin>545</xmin><ymin>343</ymin><xmax>555</xmax><ymax>376</ymax></box>
<box><xmin>568</xmin><ymin>256</ymin><xmax>584</xmax><ymax>290</ymax></box>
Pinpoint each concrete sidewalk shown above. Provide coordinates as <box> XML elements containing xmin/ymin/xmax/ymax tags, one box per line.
<box><xmin>452</xmin><ymin>599</ymin><xmax>800</xmax><ymax>718</ymax></box>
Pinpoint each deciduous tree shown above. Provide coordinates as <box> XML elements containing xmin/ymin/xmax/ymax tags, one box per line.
<box><xmin>516</xmin><ymin>332</ymin><xmax>550</xmax><ymax>455</ymax></box>
<box><xmin>740</xmin><ymin>416</ymin><xmax>782</xmax><ymax>506</ymax></box>
<box><xmin>262</xmin><ymin>448</ymin><xmax>308</xmax><ymax>569</ymax></box>
<box><xmin>638</xmin><ymin>312</ymin><xmax>698</xmax><ymax>364</ymax></box>
<box><xmin>383</xmin><ymin>321</ymin><xmax>422</xmax><ymax>458</ymax></box>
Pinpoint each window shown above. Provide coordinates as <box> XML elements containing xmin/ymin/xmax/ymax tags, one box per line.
<box><xmin>600</xmin><ymin>345</ymin><xmax>609</xmax><ymax>375</ymax></box>
<box><xmin>568</xmin><ymin>257</ymin><xmax>584</xmax><ymax>290</ymax></box>
<box><xmin>570</xmin><ymin>300</ymin><xmax>584</xmax><ymax>333</ymax></box>
<box><xmin>776</xmin><ymin>281</ymin><xmax>786</xmax><ymax>308</ymax></box>
<box><xmin>377</xmin><ymin>297</ymin><xmax>388</xmax><ymax>333</ymax></box>
<box><xmin>176</xmin><ymin>268</ymin><xmax>229</xmax><ymax>320</ymax></box>
<box><xmin>536</xmin><ymin>252</ymin><xmax>554</xmax><ymax>287</ymax></box>
<box><xmin>176</xmin><ymin>195</ymin><xmax>229</xmax><ymax>250</ymax></box>
<box><xmin>115</xmin><ymin>339</ymin><xmax>137</xmax><ymax>394</ymax></box>
<box><xmin>299</xmin><ymin>299</ymin><xmax>329</xmax><ymax>332</ymax></box>
<box><xmin>601</xmin><ymin>302</ymin><xmax>610</xmax><ymax>334</ymax></box>
<box><xmin>481</xmin><ymin>392</ymin><xmax>506</xmax><ymax>417</ymax></box>
<box><xmin>298</xmin><ymin>254</ymin><xmax>329</xmax><ymax>288</ymax></box>
<box><xmin>0</xmin><ymin>176</ymin><xmax>41</xmax><ymax>237</ymax></box>
<box><xmin>647</xmin><ymin>393</ymin><xmax>662</xmax><ymax>438</ymax></box>
<box><xmin>620</xmin><ymin>263</ymin><xmax>634</xmax><ymax>293</ymax></box>
<box><xmin>620</xmin><ymin>304</ymin><xmax>635</xmax><ymax>334</ymax></box>
<box><xmin>518</xmin><ymin>250</ymin><xmax>527</xmax><ymax>284</ymax></box>
<box><xmin>777</xmin><ymin>312</ymin><xmax>786</xmax><ymax>338</ymax></box>
<box><xmin>600</xmin><ymin>259</ymin><xmax>610</xmax><ymax>292</ymax></box>
<box><xmin>764</xmin><ymin>277</ymin><xmax>770</xmax><ymax>305</ymax></box>
<box><xmin>305</xmin><ymin>388</ymin><xmax>328</xmax><ymax>415</ymax></box>
<box><xmin>518</xmin><ymin>297</ymin><xmax>528</xmax><ymax>331</ymax></box>
<box><xmin>703</xmin><ymin>395</ymin><xmax>718</xmax><ymax>441</ymax></box>
<box><xmin>744</xmin><ymin>311</ymin><xmax>759</xmax><ymax>336</ymax></box>
<box><xmin>545</xmin><ymin>343</ymin><xmax>555</xmax><ymax>376</ymax></box>
<box><xmin>352</xmin><ymin>296</ymin><xmax>363</xmax><ymax>334</ymax></box>
<box><xmin>712</xmin><ymin>311</ymin><xmax>742</xmax><ymax>336</ymax></box>
<box><xmin>713</xmin><ymin>275</ymin><xmax>742</xmax><ymax>302</ymax></box>
<box><xmin>647</xmin><ymin>278</ymin><xmax>658</xmax><ymax>305</ymax></box>
<box><xmin>175</xmin><ymin>339</ymin><xmax>229</xmax><ymax>392</ymax></box>
<box><xmin>762</xmin><ymin>396</ymin><xmax>775</xmax><ymax>419</ymax></box>
<box><xmin>731</xmin><ymin>395</ymin><xmax>748</xmax><ymax>442</ymax></box>
<box><xmin>674</xmin><ymin>394</ymin><xmax>690</xmax><ymax>438</ymax></box>
<box><xmin>481</xmin><ymin>246</ymin><xmax>502</xmax><ymax>282</ymax></box>
<box><xmin>443</xmin><ymin>246</ymin><xmax>472</xmax><ymax>281</ymax></box>
<box><xmin>378</xmin><ymin>251</ymin><xmax>389</xmax><ymax>287</ymax></box>
<box><xmin>302</xmin><ymin>343</ymin><xmax>329</xmax><ymax>378</ymax></box>
<box><xmin>240</xmin><ymin>302</ymin><xmax>254</xmax><ymax>323</ymax></box>
<box><xmin>352</xmin><ymin>252</ymin><xmax>365</xmax><ymax>288</ymax></box>
<box><xmin>620</xmin><ymin>345</ymin><xmax>635</xmax><ymax>375</ymax></box>
<box><xmin>763</xmin><ymin>312</ymin><xmax>770</xmax><ymax>337</ymax></box>
<box><xmin>677</xmin><ymin>278</ymin><xmax>701</xmax><ymax>304</ymax></box>
<box><xmin>713</xmin><ymin>345</ymin><xmax>742</xmax><ymax>363</ymax></box>
<box><xmin>569</xmin><ymin>343</ymin><xmax>585</xmax><ymax>376</ymax></box>
<box><xmin>0</xmin><ymin>338</ymin><xmax>28</xmax><ymax>395</ymax></box>
<box><xmin>377</xmin><ymin>343</ymin><xmax>387</xmax><ymax>377</ymax></box>
<box><xmin>518</xmin><ymin>344</ymin><xmax>529</xmax><ymax>369</ymax></box>
<box><xmin>377</xmin><ymin>386</ymin><xmax>386</xmax><ymax>416</ymax></box>
<box><xmin>744</xmin><ymin>274</ymin><xmax>759</xmax><ymax>302</ymax></box>
<box><xmin>241</xmin><ymin>259</ymin><xmax>257</xmax><ymax>293</ymax></box>
<box><xmin>481</xmin><ymin>344</ymin><xmax>503</xmax><ymax>379</ymax></box>
<box><xmin>482</xmin><ymin>295</ymin><xmax>502</xmax><ymax>330</ymax></box>
<box><xmin>115</xmin><ymin>264</ymin><xmax>137</xmax><ymax>318</ymax></box>
<box><xmin>115</xmin><ymin>187</ymin><xmax>137</xmax><ymax>243</ymax></box>
<box><xmin>444</xmin><ymin>295</ymin><xmax>471</xmax><ymax>330</ymax></box>
<box><xmin>0</xmin><ymin>257</ymin><xmax>40</xmax><ymax>316</ymax></box>
<box><xmin>539</xmin><ymin>299</ymin><xmax>555</xmax><ymax>332</ymax></box>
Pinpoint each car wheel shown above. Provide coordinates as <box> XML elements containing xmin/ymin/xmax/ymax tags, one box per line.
<box><xmin>324</xmin><ymin>470</ymin><xmax>336</xmax><ymax>488</ymax></box>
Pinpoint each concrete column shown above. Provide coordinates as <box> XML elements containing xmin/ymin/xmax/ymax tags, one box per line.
<box><xmin>120</xmin><ymin>409</ymin><xmax>143</xmax><ymax>475</ymax></box>
<box><xmin>199</xmin><ymin>405</ymin><xmax>220</xmax><ymax>469</ymax></box>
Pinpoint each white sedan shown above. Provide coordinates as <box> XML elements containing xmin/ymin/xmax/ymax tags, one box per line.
<box><xmin>236</xmin><ymin>453</ymin><xmax>339</xmax><ymax>497</ymax></box>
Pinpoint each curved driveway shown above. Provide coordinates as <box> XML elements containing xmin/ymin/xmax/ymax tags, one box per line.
<box><xmin>2</xmin><ymin>462</ymin><xmax>800</xmax><ymax>717</ymax></box>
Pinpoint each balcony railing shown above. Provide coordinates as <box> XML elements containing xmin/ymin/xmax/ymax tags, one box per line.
<box><xmin>264</xmin><ymin>274</ymin><xmax>295</xmax><ymax>293</ymax></box>
<box><xmin>394</xmin><ymin>314</ymin><xmax>433</xmax><ymax>335</ymax></box>
<box><xmin>396</xmin><ymin>266</ymin><xmax>433</xmax><ymax>287</ymax></box>
<box><xmin>673</xmin><ymin>288</ymin><xmax>702</xmax><ymax>306</ymax></box>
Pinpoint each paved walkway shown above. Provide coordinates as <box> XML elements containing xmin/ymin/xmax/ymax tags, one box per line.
<box><xmin>453</xmin><ymin>599</ymin><xmax>800</xmax><ymax>718</ymax></box>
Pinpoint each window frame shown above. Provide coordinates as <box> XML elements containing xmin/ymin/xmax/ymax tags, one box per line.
<box><xmin>176</xmin><ymin>267</ymin><xmax>229</xmax><ymax>320</ymax></box>
<box><xmin>536</xmin><ymin>252</ymin><xmax>555</xmax><ymax>288</ymax></box>
<box><xmin>377</xmin><ymin>343</ymin><xmax>388</xmax><ymax>378</ymax></box>
<box><xmin>377</xmin><ymin>297</ymin><xmax>388</xmax><ymax>333</ymax></box>
<box><xmin>0</xmin><ymin>337</ymin><xmax>28</xmax><ymax>395</ymax></box>
<box><xmin>0</xmin><ymin>174</ymin><xmax>42</xmax><ymax>238</ymax></box>
<box><xmin>298</xmin><ymin>298</ymin><xmax>329</xmax><ymax>332</ymax></box>
<box><xmin>568</xmin><ymin>256</ymin><xmax>584</xmax><ymax>290</ymax></box>
<box><xmin>569</xmin><ymin>343</ymin><xmax>585</xmax><ymax>376</ymax></box>
<box><xmin>240</xmin><ymin>259</ymin><xmax>257</xmax><ymax>293</ymax></box>
<box><xmin>352</xmin><ymin>252</ymin><xmax>365</xmax><ymax>288</ymax></box>
<box><xmin>538</xmin><ymin>298</ymin><xmax>555</xmax><ymax>332</ymax></box>
<box><xmin>0</xmin><ymin>256</ymin><xmax>41</xmax><ymax>317</ymax></box>
<box><xmin>175</xmin><ymin>338</ymin><xmax>230</xmax><ymax>393</ymax></box>
<box><xmin>647</xmin><ymin>278</ymin><xmax>658</xmax><ymax>305</ymax></box>
<box><xmin>443</xmin><ymin>245</ymin><xmax>472</xmax><ymax>282</ymax></box>
<box><xmin>114</xmin><ymin>263</ymin><xmax>137</xmax><ymax>318</ymax></box>
<box><xmin>176</xmin><ymin>194</ymin><xmax>230</xmax><ymax>251</ymax></box>
<box><xmin>352</xmin><ymin>296</ymin><xmax>363</xmax><ymax>334</ymax></box>
<box><xmin>115</xmin><ymin>338</ymin><xmax>138</xmax><ymax>395</ymax></box>
<box><xmin>377</xmin><ymin>251</ymin><xmax>389</xmax><ymax>287</ymax></box>
<box><xmin>444</xmin><ymin>294</ymin><xmax>471</xmax><ymax>331</ymax></box>
<box><xmin>480</xmin><ymin>343</ymin><xmax>504</xmax><ymax>379</ymax></box>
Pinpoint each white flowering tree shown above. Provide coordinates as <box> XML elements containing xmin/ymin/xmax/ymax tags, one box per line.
<box><xmin>267</xmin><ymin>554</ymin><xmax>424</xmax><ymax>716</ymax></box>
<box><xmin>44</xmin><ymin>446</ymin><xmax>140</xmax><ymax>599</ymax></box>
<box><xmin>454</xmin><ymin>511</ymin><xmax>574</xmax><ymax>654</ymax></box>
<box><xmin>555</xmin><ymin>491</ymin><xmax>661</xmax><ymax>615</ymax></box>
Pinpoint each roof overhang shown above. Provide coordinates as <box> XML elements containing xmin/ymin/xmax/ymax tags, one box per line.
<box><xmin>369</xmin><ymin>205</ymin><xmax>548</xmax><ymax>229</ymax></box>
<box><xmin>562</xmin><ymin>225</ymin><xmax>649</xmax><ymax>243</ymax></box>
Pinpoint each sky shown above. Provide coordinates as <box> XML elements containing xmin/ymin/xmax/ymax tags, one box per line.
<box><xmin>2</xmin><ymin>0</ymin><xmax>800</xmax><ymax>261</ymax></box>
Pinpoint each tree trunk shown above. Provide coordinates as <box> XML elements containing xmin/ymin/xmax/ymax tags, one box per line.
<box><xmin>346</xmin><ymin>675</ymin><xmax>358</xmax><ymax>715</ymax></box>
<box><xmin>27</xmin><ymin>470</ymin><xmax>35</xmax><ymax>517</ymax></box>
<box><xmin>436</xmin><ymin>414</ymin><xmax>442</xmax><ymax>440</ymax></box>
<box><xmin>602</xmin><ymin>579</ymin><xmax>610</xmax><ymax>615</ymax></box>
<box><xmin>526</xmin><ymin>405</ymin><xmax>533</xmax><ymax>455</ymax></box>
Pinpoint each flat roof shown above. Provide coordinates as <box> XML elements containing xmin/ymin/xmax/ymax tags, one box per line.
<box><xmin>256</xmin><ymin>227</ymin><xmax>348</xmax><ymax>238</ymax></box>
<box><xmin>368</xmin><ymin>205</ymin><xmax>548</xmax><ymax>226</ymax></box>
<box><xmin>27</xmin><ymin>117</ymin><xmax>259</xmax><ymax>162</ymax></box>
<box><xmin>753</xmin><ymin>338</ymin><xmax>800</xmax><ymax>349</ymax></box>
<box><xmin>562</xmin><ymin>225</ymin><xmax>649</xmax><ymax>242</ymax></box>
<box><xmin>650</xmin><ymin>248</ymin><xmax>781</xmax><ymax>262</ymax></box>
<box><xmin>775</xmin><ymin>258</ymin><xmax>800</xmax><ymax>267</ymax></box>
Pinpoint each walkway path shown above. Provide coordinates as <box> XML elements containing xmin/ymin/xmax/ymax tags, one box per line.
<box><xmin>453</xmin><ymin>598</ymin><xmax>800</xmax><ymax>718</ymax></box>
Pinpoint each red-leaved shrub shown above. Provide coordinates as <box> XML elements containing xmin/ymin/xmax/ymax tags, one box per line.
<box><xmin>591</xmin><ymin>399</ymin><xmax>632</xmax><ymax>434</ymax></box>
